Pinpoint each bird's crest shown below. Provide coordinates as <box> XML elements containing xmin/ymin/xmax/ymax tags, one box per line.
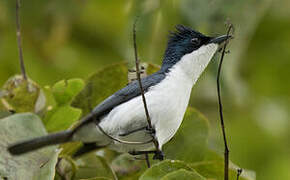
<box><xmin>168</xmin><ymin>25</ymin><xmax>204</xmax><ymax>44</ymax></box>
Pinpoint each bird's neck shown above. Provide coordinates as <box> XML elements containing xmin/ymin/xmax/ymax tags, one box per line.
<box><xmin>161</xmin><ymin>46</ymin><xmax>183</xmax><ymax>72</ymax></box>
<box><xmin>161</xmin><ymin>44</ymin><xmax>218</xmax><ymax>86</ymax></box>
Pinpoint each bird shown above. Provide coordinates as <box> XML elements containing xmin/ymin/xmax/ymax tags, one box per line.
<box><xmin>8</xmin><ymin>25</ymin><xmax>231</xmax><ymax>160</ymax></box>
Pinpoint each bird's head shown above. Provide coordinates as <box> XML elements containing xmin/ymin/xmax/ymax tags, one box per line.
<box><xmin>161</xmin><ymin>25</ymin><xmax>231</xmax><ymax>71</ymax></box>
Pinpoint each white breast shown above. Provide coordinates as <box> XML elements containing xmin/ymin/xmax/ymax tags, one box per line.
<box><xmin>145</xmin><ymin>43</ymin><xmax>219</xmax><ymax>148</ymax></box>
<box><xmin>74</xmin><ymin>43</ymin><xmax>218</xmax><ymax>152</ymax></box>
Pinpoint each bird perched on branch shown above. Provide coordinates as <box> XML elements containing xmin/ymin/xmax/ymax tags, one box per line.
<box><xmin>8</xmin><ymin>25</ymin><xmax>231</xmax><ymax>160</ymax></box>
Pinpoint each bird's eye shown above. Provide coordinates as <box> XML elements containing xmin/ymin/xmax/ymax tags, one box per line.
<box><xmin>191</xmin><ymin>38</ymin><xmax>200</xmax><ymax>45</ymax></box>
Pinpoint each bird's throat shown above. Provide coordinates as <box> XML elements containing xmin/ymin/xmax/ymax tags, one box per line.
<box><xmin>167</xmin><ymin>43</ymin><xmax>218</xmax><ymax>85</ymax></box>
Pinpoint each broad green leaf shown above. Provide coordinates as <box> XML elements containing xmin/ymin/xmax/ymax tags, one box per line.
<box><xmin>52</xmin><ymin>78</ymin><xmax>85</xmax><ymax>105</ymax></box>
<box><xmin>42</xmin><ymin>85</ymin><xmax>57</xmax><ymax>109</ymax></box>
<box><xmin>139</xmin><ymin>160</ymin><xmax>193</xmax><ymax>180</ymax></box>
<box><xmin>98</xmin><ymin>149</ymin><xmax>119</xmax><ymax>164</ymax></box>
<box><xmin>189</xmin><ymin>161</ymin><xmax>243</xmax><ymax>180</ymax></box>
<box><xmin>34</xmin><ymin>90</ymin><xmax>47</xmax><ymax>114</ymax></box>
<box><xmin>161</xmin><ymin>169</ymin><xmax>206</xmax><ymax>180</ymax></box>
<box><xmin>0</xmin><ymin>93</ymin><xmax>12</xmax><ymax>118</ymax></box>
<box><xmin>72</xmin><ymin>62</ymin><xmax>160</xmax><ymax>116</ymax></box>
<box><xmin>189</xmin><ymin>150</ymin><xmax>256</xmax><ymax>180</ymax></box>
<box><xmin>74</xmin><ymin>152</ymin><xmax>117</xmax><ymax>180</ymax></box>
<box><xmin>44</xmin><ymin>105</ymin><xmax>82</xmax><ymax>132</ymax></box>
<box><xmin>1</xmin><ymin>75</ymin><xmax>43</xmax><ymax>113</ymax></box>
<box><xmin>0</xmin><ymin>110</ymin><xmax>12</xmax><ymax>119</ymax></box>
<box><xmin>80</xmin><ymin>178</ymin><xmax>113</xmax><ymax>180</ymax></box>
<box><xmin>146</xmin><ymin>63</ymin><xmax>160</xmax><ymax>76</ymax></box>
<box><xmin>55</xmin><ymin>155</ymin><xmax>78</xmax><ymax>180</ymax></box>
<box><xmin>59</xmin><ymin>142</ymin><xmax>83</xmax><ymax>157</ymax></box>
<box><xmin>163</xmin><ymin>107</ymin><xmax>209</xmax><ymax>163</ymax></box>
<box><xmin>111</xmin><ymin>153</ymin><xmax>150</xmax><ymax>180</ymax></box>
<box><xmin>71</xmin><ymin>63</ymin><xmax>128</xmax><ymax>115</ymax></box>
<box><xmin>34</xmin><ymin>149</ymin><xmax>60</xmax><ymax>180</ymax></box>
<box><xmin>0</xmin><ymin>113</ymin><xmax>58</xmax><ymax>180</ymax></box>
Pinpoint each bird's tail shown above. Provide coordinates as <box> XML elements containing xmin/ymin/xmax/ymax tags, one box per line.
<box><xmin>8</xmin><ymin>130</ymin><xmax>73</xmax><ymax>155</ymax></box>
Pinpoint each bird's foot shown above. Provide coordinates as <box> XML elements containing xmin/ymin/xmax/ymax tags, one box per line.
<box><xmin>145</xmin><ymin>126</ymin><xmax>156</xmax><ymax>137</ymax></box>
<box><xmin>153</xmin><ymin>150</ymin><xmax>164</xmax><ymax>161</ymax></box>
<box><xmin>129</xmin><ymin>150</ymin><xmax>164</xmax><ymax>161</ymax></box>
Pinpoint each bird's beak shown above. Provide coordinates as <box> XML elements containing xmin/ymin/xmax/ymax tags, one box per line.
<box><xmin>209</xmin><ymin>35</ymin><xmax>233</xmax><ymax>45</ymax></box>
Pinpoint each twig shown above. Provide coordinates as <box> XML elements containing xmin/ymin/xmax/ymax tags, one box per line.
<box><xmin>133</xmin><ymin>18</ymin><xmax>160</xmax><ymax>158</ymax></box>
<box><xmin>16</xmin><ymin>0</ymin><xmax>27</xmax><ymax>80</ymax></box>
<box><xmin>216</xmin><ymin>23</ymin><xmax>234</xmax><ymax>180</ymax></box>
<box><xmin>236</xmin><ymin>168</ymin><xmax>243</xmax><ymax>180</ymax></box>
<box><xmin>145</xmin><ymin>153</ymin><xmax>150</xmax><ymax>168</ymax></box>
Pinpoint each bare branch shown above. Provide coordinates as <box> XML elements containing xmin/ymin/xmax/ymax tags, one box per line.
<box><xmin>133</xmin><ymin>18</ymin><xmax>160</xmax><ymax>155</ymax></box>
<box><xmin>133</xmin><ymin>19</ymin><xmax>152</xmax><ymax>129</ymax></box>
<box><xmin>145</xmin><ymin>153</ymin><xmax>150</xmax><ymax>168</ymax></box>
<box><xmin>16</xmin><ymin>0</ymin><xmax>27</xmax><ymax>80</ymax></box>
<box><xmin>236</xmin><ymin>168</ymin><xmax>243</xmax><ymax>180</ymax></box>
<box><xmin>216</xmin><ymin>22</ymin><xmax>234</xmax><ymax>180</ymax></box>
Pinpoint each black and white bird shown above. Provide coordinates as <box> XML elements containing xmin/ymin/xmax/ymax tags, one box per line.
<box><xmin>8</xmin><ymin>25</ymin><xmax>230</xmax><ymax>159</ymax></box>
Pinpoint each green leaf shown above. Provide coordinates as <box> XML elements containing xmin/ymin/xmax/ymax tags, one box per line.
<box><xmin>59</xmin><ymin>142</ymin><xmax>83</xmax><ymax>157</ymax></box>
<box><xmin>55</xmin><ymin>155</ymin><xmax>78</xmax><ymax>180</ymax></box>
<box><xmin>43</xmin><ymin>79</ymin><xmax>83</xmax><ymax>132</ymax></box>
<box><xmin>189</xmin><ymin>150</ymin><xmax>256</xmax><ymax>180</ymax></box>
<box><xmin>0</xmin><ymin>110</ymin><xmax>13</xmax><ymax>119</ymax></box>
<box><xmin>0</xmin><ymin>113</ymin><xmax>58</xmax><ymax>180</ymax></box>
<box><xmin>34</xmin><ymin>148</ymin><xmax>60</xmax><ymax>180</ymax></box>
<box><xmin>80</xmin><ymin>177</ymin><xmax>113</xmax><ymax>180</ymax></box>
<box><xmin>42</xmin><ymin>85</ymin><xmax>57</xmax><ymax>110</ymax></box>
<box><xmin>0</xmin><ymin>93</ymin><xmax>12</xmax><ymax>118</ymax></box>
<box><xmin>111</xmin><ymin>153</ymin><xmax>149</xmax><ymax>180</ymax></box>
<box><xmin>44</xmin><ymin>105</ymin><xmax>82</xmax><ymax>132</ymax></box>
<box><xmin>52</xmin><ymin>78</ymin><xmax>85</xmax><ymax>105</ymax></box>
<box><xmin>146</xmin><ymin>63</ymin><xmax>160</xmax><ymax>76</ymax></box>
<box><xmin>139</xmin><ymin>160</ymin><xmax>193</xmax><ymax>180</ymax></box>
<box><xmin>34</xmin><ymin>90</ymin><xmax>47</xmax><ymax>114</ymax></box>
<box><xmin>163</xmin><ymin>107</ymin><xmax>209</xmax><ymax>163</ymax></box>
<box><xmin>72</xmin><ymin>62</ymin><xmax>160</xmax><ymax>116</ymax></box>
<box><xmin>161</xmin><ymin>169</ymin><xmax>206</xmax><ymax>180</ymax></box>
<box><xmin>1</xmin><ymin>75</ymin><xmax>42</xmax><ymax>113</ymax></box>
<box><xmin>72</xmin><ymin>63</ymin><xmax>128</xmax><ymax>115</ymax></box>
<box><xmin>189</xmin><ymin>161</ymin><xmax>240</xmax><ymax>180</ymax></box>
<box><xmin>74</xmin><ymin>152</ymin><xmax>117</xmax><ymax>180</ymax></box>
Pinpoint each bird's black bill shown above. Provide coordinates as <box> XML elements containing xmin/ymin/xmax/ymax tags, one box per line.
<box><xmin>209</xmin><ymin>35</ymin><xmax>232</xmax><ymax>44</ymax></box>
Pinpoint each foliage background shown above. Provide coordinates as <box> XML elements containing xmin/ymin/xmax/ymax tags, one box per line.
<box><xmin>0</xmin><ymin>0</ymin><xmax>290</xmax><ymax>179</ymax></box>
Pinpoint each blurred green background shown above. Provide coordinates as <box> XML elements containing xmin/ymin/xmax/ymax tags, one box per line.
<box><xmin>0</xmin><ymin>0</ymin><xmax>289</xmax><ymax>179</ymax></box>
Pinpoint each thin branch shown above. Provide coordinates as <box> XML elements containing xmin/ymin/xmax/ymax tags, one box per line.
<box><xmin>216</xmin><ymin>23</ymin><xmax>234</xmax><ymax>180</ymax></box>
<box><xmin>133</xmin><ymin>18</ymin><xmax>160</xmax><ymax>154</ymax></box>
<box><xmin>236</xmin><ymin>168</ymin><xmax>243</xmax><ymax>180</ymax></box>
<box><xmin>145</xmin><ymin>153</ymin><xmax>150</xmax><ymax>168</ymax></box>
<box><xmin>16</xmin><ymin>0</ymin><xmax>27</xmax><ymax>80</ymax></box>
<box><xmin>133</xmin><ymin>19</ymin><xmax>152</xmax><ymax>130</ymax></box>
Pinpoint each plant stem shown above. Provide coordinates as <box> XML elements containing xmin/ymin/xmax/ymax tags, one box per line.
<box><xmin>133</xmin><ymin>19</ymin><xmax>160</xmax><ymax>156</ymax></box>
<box><xmin>16</xmin><ymin>0</ymin><xmax>27</xmax><ymax>80</ymax></box>
<box><xmin>145</xmin><ymin>153</ymin><xmax>150</xmax><ymax>168</ymax></box>
<box><xmin>217</xmin><ymin>23</ymin><xmax>234</xmax><ymax>180</ymax></box>
<box><xmin>236</xmin><ymin>168</ymin><xmax>243</xmax><ymax>180</ymax></box>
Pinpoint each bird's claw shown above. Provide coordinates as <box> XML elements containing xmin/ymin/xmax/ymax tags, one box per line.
<box><xmin>153</xmin><ymin>150</ymin><xmax>164</xmax><ymax>160</ymax></box>
<box><xmin>146</xmin><ymin>126</ymin><xmax>156</xmax><ymax>136</ymax></box>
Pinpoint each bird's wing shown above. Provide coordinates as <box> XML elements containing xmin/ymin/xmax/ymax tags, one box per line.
<box><xmin>73</xmin><ymin>71</ymin><xmax>166</xmax><ymax>132</ymax></box>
